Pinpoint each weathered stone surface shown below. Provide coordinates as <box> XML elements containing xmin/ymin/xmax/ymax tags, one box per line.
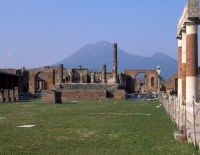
<box><xmin>174</xmin><ymin>131</ymin><xmax>183</xmax><ymax>142</ymax></box>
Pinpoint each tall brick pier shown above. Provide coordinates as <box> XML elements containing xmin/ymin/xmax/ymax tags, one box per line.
<box><xmin>113</xmin><ymin>43</ymin><xmax>117</xmax><ymax>83</ymax></box>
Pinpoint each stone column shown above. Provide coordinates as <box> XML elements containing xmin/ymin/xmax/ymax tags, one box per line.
<box><xmin>113</xmin><ymin>43</ymin><xmax>117</xmax><ymax>83</ymax></box>
<box><xmin>102</xmin><ymin>65</ymin><xmax>106</xmax><ymax>83</ymax></box>
<box><xmin>59</xmin><ymin>64</ymin><xmax>63</xmax><ymax>84</ymax></box>
<box><xmin>91</xmin><ymin>72</ymin><xmax>95</xmax><ymax>83</ymax></box>
<box><xmin>80</xmin><ymin>73</ymin><xmax>84</xmax><ymax>83</ymax></box>
<box><xmin>156</xmin><ymin>66</ymin><xmax>161</xmax><ymax>95</ymax></box>
<box><xmin>177</xmin><ymin>37</ymin><xmax>183</xmax><ymax>103</ymax></box>
<box><xmin>185</xmin><ymin>22</ymin><xmax>198</xmax><ymax>104</ymax></box>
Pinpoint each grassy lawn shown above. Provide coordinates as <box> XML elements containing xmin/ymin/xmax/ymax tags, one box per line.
<box><xmin>0</xmin><ymin>99</ymin><xmax>198</xmax><ymax>155</ymax></box>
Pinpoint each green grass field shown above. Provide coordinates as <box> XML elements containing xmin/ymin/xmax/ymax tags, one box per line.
<box><xmin>0</xmin><ymin>99</ymin><xmax>198</xmax><ymax>155</ymax></box>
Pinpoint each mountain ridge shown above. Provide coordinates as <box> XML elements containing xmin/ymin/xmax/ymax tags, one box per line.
<box><xmin>53</xmin><ymin>41</ymin><xmax>177</xmax><ymax>80</ymax></box>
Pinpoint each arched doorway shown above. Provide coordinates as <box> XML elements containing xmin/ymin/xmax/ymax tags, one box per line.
<box><xmin>35</xmin><ymin>72</ymin><xmax>47</xmax><ymax>92</ymax></box>
<box><xmin>134</xmin><ymin>73</ymin><xmax>148</xmax><ymax>93</ymax></box>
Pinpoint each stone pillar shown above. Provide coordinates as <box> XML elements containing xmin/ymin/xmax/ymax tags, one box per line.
<box><xmin>113</xmin><ymin>43</ymin><xmax>117</xmax><ymax>83</ymax></box>
<box><xmin>177</xmin><ymin>37</ymin><xmax>183</xmax><ymax>103</ymax></box>
<box><xmin>185</xmin><ymin>22</ymin><xmax>198</xmax><ymax>104</ymax></box>
<box><xmin>156</xmin><ymin>66</ymin><xmax>161</xmax><ymax>95</ymax></box>
<box><xmin>91</xmin><ymin>72</ymin><xmax>95</xmax><ymax>83</ymax></box>
<box><xmin>102</xmin><ymin>65</ymin><xmax>106</xmax><ymax>83</ymax></box>
<box><xmin>80</xmin><ymin>73</ymin><xmax>84</xmax><ymax>83</ymax></box>
<box><xmin>59</xmin><ymin>64</ymin><xmax>63</xmax><ymax>84</ymax></box>
<box><xmin>39</xmin><ymin>81</ymin><xmax>42</xmax><ymax>89</ymax></box>
<box><xmin>70</xmin><ymin>74</ymin><xmax>73</xmax><ymax>83</ymax></box>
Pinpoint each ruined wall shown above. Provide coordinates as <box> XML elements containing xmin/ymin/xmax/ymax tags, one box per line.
<box><xmin>114</xmin><ymin>90</ymin><xmax>126</xmax><ymax>100</ymax></box>
<box><xmin>106</xmin><ymin>72</ymin><xmax>115</xmax><ymax>83</ymax></box>
<box><xmin>119</xmin><ymin>73</ymin><xmax>126</xmax><ymax>88</ymax></box>
<box><xmin>29</xmin><ymin>69</ymin><xmax>54</xmax><ymax>95</ymax></box>
<box><xmin>54</xmin><ymin>83</ymin><xmax>119</xmax><ymax>98</ymax></box>
<box><xmin>0</xmin><ymin>69</ymin><xmax>17</xmax><ymax>74</ymax></box>
<box><xmin>70</xmin><ymin>68</ymin><xmax>88</xmax><ymax>83</ymax></box>
<box><xmin>171</xmin><ymin>74</ymin><xmax>178</xmax><ymax>94</ymax></box>
<box><xmin>60</xmin><ymin>90</ymin><xmax>107</xmax><ymax>100</ymax></box>
<box><xmin>125</xmin><ymin>70</ymin><xmax>158</xmax><ymax>93</ymax></box>
<box><xmin>160</xmin><ymin>80</ymin><xmax>172</xmax><ymax>92</ymax></box>
<box><xmin>41</xmin><ymin>90</ymin><xmax>61</xmax><ymax>103</ymax></box>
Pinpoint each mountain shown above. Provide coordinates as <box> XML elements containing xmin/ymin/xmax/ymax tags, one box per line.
<box><xmin>53</xmin><ymin>41</ymin><xmax>177</xmax><ymax>80</ymax></box>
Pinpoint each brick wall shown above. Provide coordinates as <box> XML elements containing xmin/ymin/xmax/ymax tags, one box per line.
<box><xmin>41</xmin><ymin>90</ymin><xmax>61</xmax><ymax>103</ymax></box>
<box><xmin>114</xmin><ymin>90</ymin><xmax>126</xmax><ymax>100</ymax></box>
<box><xmin>186</xmin><ymin>34</ymin><xmax>198</xmax><ymax>76</ymax></box>
<box><xmin>125</xmin><ymin>70</ymin><xmax>158</xmax><ymax>93</ymax></box>
<box><xmin>61</xmin><ymin>90</ymin><xmax>107</xmax><ymax>100</ymax></box>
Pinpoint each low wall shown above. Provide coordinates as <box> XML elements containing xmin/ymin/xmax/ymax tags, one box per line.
<box><xmin>60</xmin><ymin>90</ymin><xmax>107</xmax><ymax>100</ymax></box>
<box><xmin>41</xmin><ymin>90</ymin><xmax>62</xmax><ymax>104</ymax></box>
<box><xmin>114</xmin><ymin>90</ymin><xmax>126</xmax><ymax>100</ymax></box>
<box><xmin>54</xmin><ymin>83</ymin><xmax>119</xmax><ymax>98</ymax></box>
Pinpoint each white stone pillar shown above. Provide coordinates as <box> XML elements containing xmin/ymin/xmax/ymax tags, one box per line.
<box><xmin>185</xmin><ymin>22</ymin><xmax>198</xmax><ymax>104</ymax></box>
<box><xmin>181</xmin><ymin>31</ymin><xmax>186</xmax><ymax>100</ymax></box>
<box><xmin>177</xmin><ymin>38</ymin><xmax>182</xmax><ymax>103</ymax></box>
<box><xmin>91</xmin><ymin>72</ymin><xmax>95</xmax><ymax>83</ymax></box>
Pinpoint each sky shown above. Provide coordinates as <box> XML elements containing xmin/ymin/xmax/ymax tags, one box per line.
<box><xmin>0</xmin><ymin>0</ymin><xmax>192</xmax><ymax>69</ymax></box>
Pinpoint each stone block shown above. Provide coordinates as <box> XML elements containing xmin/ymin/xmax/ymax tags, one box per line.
<box><xmin>0</xmin><ymin>98</ymin><xmax>4</xmax><ymax>102</ymax></box>
<box><xmin>10</xmin><ymin>97</ymin><xmax>15</xmax><ymax>102</ymax></box>
<box><xmin>174</xmin><ymin>131</ymin><xmax>183</xmax><ymax>142</ymax></box>
<box><xmin>3</xmin><ymin>89</ymin><xmax>9</xmax><ymax>98</ymax></box>
<box><xmin>9</xmin><ymin>90</ymin><xmax>14</xmax><ymax>98</ymax></box>
<box><xmin>14</xmin><ymin>90</ymin><xmax>19</xmax><ymax>97</ymax></box>
<box><xmin>4</xmin><ymin>97</ymin><xmax>10</xmax><ymax>102</ymax></box>
<box><xmin>15</xmin><ymin>97</ymin><xmax>19</xmax><ymax>102</ymax></box>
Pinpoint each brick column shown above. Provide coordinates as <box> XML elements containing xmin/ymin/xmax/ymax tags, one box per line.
<box><xmin>185</xmin><ymin>22</ymin><xmax>198</xmax><ymax>104</ymax></box>
<box><xmin>102</xmin><ymin>65</ymin><xmax>106</xmax><ymax>83</ymax></box>
<box><xmin>113</xmin><ymin>43</ymin><xmax>117</xmax><ymax>83</ymax></box>
<box><xmin>59</xmin><ymin>64</ymin><xmax>63</xmax><ymax>84</ymax></box>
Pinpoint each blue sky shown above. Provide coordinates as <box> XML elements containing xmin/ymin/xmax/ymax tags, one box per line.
<box><xmin>0</xmin><ymin>0</ymin><xmax>190</xmax><ymax>69</ymax></box>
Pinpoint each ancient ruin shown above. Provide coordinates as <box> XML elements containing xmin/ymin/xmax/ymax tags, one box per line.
<box><xmin>0</xmin><ymin>42</ymin><xmax>172</xmax><ymax>103</ymax></box>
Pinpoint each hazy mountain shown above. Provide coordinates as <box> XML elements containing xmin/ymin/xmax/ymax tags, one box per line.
<box><xmin>53</xmin><ymin>41</ymin><xmax>177</xmax><ymax>80</ymax></box>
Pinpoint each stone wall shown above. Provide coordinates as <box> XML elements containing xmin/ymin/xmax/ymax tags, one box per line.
<box><xmin>41</xmin><ymin>90</ymin><xmax>61</xmax><ymax>103</ymax></box>
<box><xmin>60</xmin><ymin>90</ymin><xmax>107</xmax><ymax>100</ymax></box>
<box><xmin>0</xmin><ymin>89</ymin><xmax>19</xmax><ymax>102</ymax></box>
